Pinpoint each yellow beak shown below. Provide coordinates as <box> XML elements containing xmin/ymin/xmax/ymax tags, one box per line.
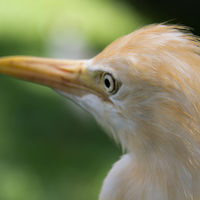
<box><xmin>0</xmin><ymin>56</ymin><xmax>95</xmax><ymax>97</ymax></box>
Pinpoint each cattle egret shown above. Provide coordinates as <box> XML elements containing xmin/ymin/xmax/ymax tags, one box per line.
<box><xmin>0</xmin><ymin>24</ymin><xmax>200</xmax><ymax>199</ymax></box>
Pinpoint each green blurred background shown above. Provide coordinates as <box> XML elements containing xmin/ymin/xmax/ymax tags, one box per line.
<box><xmin>0</xmin><ymin>0</ymin><xmax>199</xmax><ymax>199</ymax></box>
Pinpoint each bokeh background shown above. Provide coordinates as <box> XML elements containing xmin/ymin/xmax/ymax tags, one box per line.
<box><xmin>0</xmin><ymin>0</ymin><xmax>199</xmax><ymax>199</ymax></box>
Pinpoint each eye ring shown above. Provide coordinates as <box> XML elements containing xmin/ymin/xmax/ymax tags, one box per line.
<box><xmin>103</xmin><ymin>73</ymin><xmax>117</xmax><ymax>94</ymax></box>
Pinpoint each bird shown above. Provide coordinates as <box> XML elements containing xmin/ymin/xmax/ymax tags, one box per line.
<box><xmin>0</xmin><ymin>24</ymin><xmax>200</xmax><ymax>200</ymax></box>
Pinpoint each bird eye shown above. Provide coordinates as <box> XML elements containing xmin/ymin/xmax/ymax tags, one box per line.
<box><xmin>103</xmin><ymin>73</ymin><xmax>118</xmax><ymax>94</ymax></box>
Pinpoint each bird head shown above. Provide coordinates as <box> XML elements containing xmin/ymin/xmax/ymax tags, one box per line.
<box><xmin>0</xmin><ymin>25</ymin><xmax>200</xmax><ymax>160</ymax></box>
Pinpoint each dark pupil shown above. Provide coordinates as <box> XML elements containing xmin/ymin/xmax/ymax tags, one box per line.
<box><xmin>104</xmin><ymin>78</ymin><xmax>111</xmax><ymax>88</ymax></box>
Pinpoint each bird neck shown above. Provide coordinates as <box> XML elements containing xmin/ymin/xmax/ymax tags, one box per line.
<box><xmin>127</xmin><ymin>116</ymin><xmax>200</xmax><ymax>167</ymax></box>
<box><xmin>122</xmin><ymin>118</ymin><xmax>200</xmax><ymax>199</ymax></box>
<box><xmin>100</xmin><ymin>149</ymin><xmax>200</xmax><ymax>200</ymax></box>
